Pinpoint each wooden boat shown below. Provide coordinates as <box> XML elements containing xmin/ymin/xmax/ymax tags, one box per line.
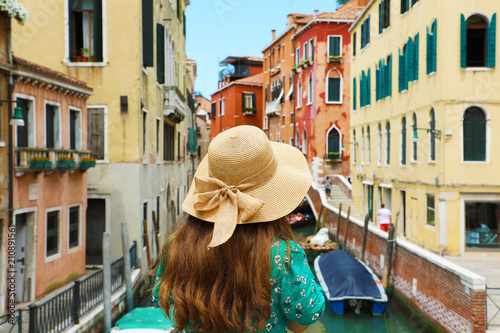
<box><xmin>110</xmin><ymin>307</ymin><xmax>175</xmax><ymax>332</ymax></box>
<box><xmin>314</xmin><ymin>250</ymin><xmax>388</xmax><ymax>315</ymax></box>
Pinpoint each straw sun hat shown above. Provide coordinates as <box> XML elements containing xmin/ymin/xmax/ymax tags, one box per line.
<box><xmin>183</xmin><ymin>125</ymin><xmax>312</xmax><ymax>247</ymax></box>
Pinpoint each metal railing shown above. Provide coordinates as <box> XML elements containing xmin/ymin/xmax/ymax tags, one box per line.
<box><xmin>26</xmin><ymin>242</ymin><xmax>137</xmax><ymax>333</ymax></box>
<box><xmin>0</xmin><ymin>308</ymin><xmax>29</xmax><ymax>333</ymax></box>
<box><xmin>487</xmin><ymin>286</ymin><xmax>500</xmax><ymax>328</ymax></box>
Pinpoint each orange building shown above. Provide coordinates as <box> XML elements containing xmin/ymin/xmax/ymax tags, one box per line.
<box><xmin>210</xmin><ymin>56</ymin><xmax>263</xmax><ymax>139</ymax></box>
<box><xmin>292</xmin><ymin>3</ymin><xmax>365</xmax><ymax>176</ymax></box>
<box><xmin>262</xmin><ymin>14</ymin><xmax>312</xmax><ymax>144</ymax></box>
<box><xmin>11</xmin><ymin>57</ymin><xmax>92</xmax><ymax>301</ymax></box>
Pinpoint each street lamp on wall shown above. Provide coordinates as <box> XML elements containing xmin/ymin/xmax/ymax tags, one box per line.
<box><xmin>412</xmin><ymin>127</ymin><xmax>442</xmax><ymax>143</ymax></box>
<box><xmin>1</xmin><ymin>99</ymin><xmax>24</xmax><ymax>126</ymax></box>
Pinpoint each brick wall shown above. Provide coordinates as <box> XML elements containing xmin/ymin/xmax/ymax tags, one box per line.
<box><xmin>308</xmin><ymin>184</ymin><xmax>487</xmax><ymax>333</ymax></box>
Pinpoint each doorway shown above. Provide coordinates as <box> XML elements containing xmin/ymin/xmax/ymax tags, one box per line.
<box><xmin>14</xmin><ymin>212</ymin><xmax>35</xmax><ymax>302</ymax></box>
<box><xmin>86</xmin><ymin>199</ymin><xmax>106</xmax><ymax>265</ymax></box>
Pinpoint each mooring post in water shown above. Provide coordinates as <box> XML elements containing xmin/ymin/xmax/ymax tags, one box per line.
<box><xmin>122</xmin><ymin>222</ymin><xmax>134</xmax><ymax>312</ymax></box>
<box><xmin>314</xmin><ymin>205</ymin><xmax>324</xmax><ymax>235</ymax></box>
<box><xmin>342</xmin><ymin>206</ymin><xmax>351</xmax><ymax>250</ymax></box>
<box><xmin>360</xmin><ymin>214</ymin><xmax>370</xmax><ymax>262</ymax></box>
<box><xmin>143</xmin><ymin>219</ymin><xmax>152</xmax><ymax>267</ymax></box>
<box><xmin>103</xmin><ymin>232</ymin><xmax>112</xmax><ymax>332</ymax></box>
<box><xmin>383</xmin><ymin>223</ymin><xmax>396</xmax><ymax>289</ymax></box>
<box><xmin>336</xmin><ymin>203</ymin><xmax>342</xmax><ymax>244</ymax></box>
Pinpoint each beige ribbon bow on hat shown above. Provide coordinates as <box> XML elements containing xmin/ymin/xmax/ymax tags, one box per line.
<box><xmin>193</xmin><ymin>176</ymin><xmax>265</xmax><ymax>248</ymax></box>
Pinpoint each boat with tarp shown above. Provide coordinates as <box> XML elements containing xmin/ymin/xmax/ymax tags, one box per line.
<box><xmin>314</xmin><ymin>249</ymin><xmax>388</xmax><ymax>315</ymax></box>
<box><xmin>110</xmin><ymin>307</ymin><xmax>175</xmax><ymax>332</ymax></box>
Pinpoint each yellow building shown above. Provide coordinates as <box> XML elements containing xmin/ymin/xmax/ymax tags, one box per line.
<box><xmin>349</xmin><ymin>0</ymin><xmax>499</xmax><ymax>254</ymax></box>
<box><xmin>12</xmin><ymin>0</ymin><xmax>191</xmax><ymax>269</ymax></box>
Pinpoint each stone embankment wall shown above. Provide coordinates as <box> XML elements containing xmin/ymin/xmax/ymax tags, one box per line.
<box><xmin>308</xmin><ymin>183</ymin><xmax>486</xmax><ymax>333</ymax></box>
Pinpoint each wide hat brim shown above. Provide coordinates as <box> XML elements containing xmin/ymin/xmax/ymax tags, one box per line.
<box><xmin>182</xmin><ymin>141</ymin><xmax>312</xmax><ymax>224</ymax></box>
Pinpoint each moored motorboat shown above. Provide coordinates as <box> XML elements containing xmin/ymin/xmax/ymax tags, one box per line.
<box><xmin>109</xmin><ymin>307</ymin><xmax>175</xmax><ymax>332</ymax></box>
<box><xmin>314</xmin><ymin>250</ymin><xmax>388</xmax><ymax>315</ymax></box>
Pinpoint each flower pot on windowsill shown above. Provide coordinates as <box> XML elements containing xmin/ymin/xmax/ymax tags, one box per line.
<box><xmin>57</xmin><ymin>157</ymin><xmax>76</xmax><ymax>168</ymax></box>
<box><xmin>80</xmin><ymin>158</ymin><xmax>97</xmax><ymax>169</ymax></box>
<box><xmin>29</xmin><ymin>157</ymin><xmax>51</xmax><ymax>169</ymax></box>
<box><xmin>242</xmin><ymin>107</ymin><xmax>256</xmax><ymax>115</ymax></box>
<box><xmin>328</xmin><ymin>56</ymin><xmax>343</xmax><ymax>63</ymax></box>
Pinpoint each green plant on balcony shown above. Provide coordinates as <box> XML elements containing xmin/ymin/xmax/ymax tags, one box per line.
<box><xmin>29</xmin><ymin>156</ymin><xmax>51</xmax><ymax>169</ymax></box>
<box><xmin>298</xmin><ymin>59</ymin><xmax>310</xmax><ymax>68</ymax></box>
<box><xmin>80</xmin><ymin>157</ymin><xmax>97</xmax><ymax>168</ymax></box>
<box><xmin>57</xmin><ymin>156</ymin><xmax>76</xmax><ymax>168</ymax></box>
<box><xmin>243</xmin><ymin>107</ymin><xmax>256</xmax><ymax>115</ymax></box>
<box><xmin>327</xmin><ymin>151</ymin><xmax>342</xmax><ymax>161</ymax></box>
<box><xmin>291</xmin><ymin>65</ymin><xmax>297</xmax><ymax>72</ymax></box>
<box><xmin>329</xmin><ymin>55</ymin><xmax>343</xmax><ymax>62</ymax></box>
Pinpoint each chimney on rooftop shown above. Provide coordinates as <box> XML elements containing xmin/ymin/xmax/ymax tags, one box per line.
<box><xmin>357</xmin><ymin>0</ymin><xmax>370</xmax><ymax>6</ymax></box>
<box><xmin>314</xmin><ymin>10</ymin><xmax>319</xmax><ymax>19</ymax></box>
<box><xmin>272</xmin><ymin>29</ymin><xmax>276</xmax><ymax>41</ymax></box>
<box><xmin>287</xmin><ymin>13</ymin><xmax>294</xmax><ymax>27</ymax></box>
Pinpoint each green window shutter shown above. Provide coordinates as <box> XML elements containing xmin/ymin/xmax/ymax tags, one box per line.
<box><xmin>367</xmin><ymin>16</ymin><xmax>371</xmax><ymax>45</ymax></box>
<box><xmin>252</xmin><ymin>93</ymin><xmax>256</xmax><ymax>109</ymax></box>
<box><xmin>460</xmin><ymin>14</ymin><xmax>467</xmax><ymax>68</ymax></box>
<box><xmin>156</xmin><ymin>23</ymin><xmax>165</xmax><ymax>84</ymax></box>
<box><xmin>486</xmin><ymin>13</ymin><xmax>496</xmax><ymax>68</ymax></box>
<box><xmin>379</xmin><ymin>2</ymin><xmax>383</xmax><ymax>34</ymax></box>
<box><xmin>93</xmin><ymin>0</ymin><xmax>103</xmax><ymax>62</ymax></box>
<box><xmin>68</xmin><ymin>2</ymin><xmax>74</xmax><ymax>61</ymax></box>
<box><xmin>375</xmin><ymin>66</ymin><xmax>380</xmax><ymax>101</ymax></box>
<box><xmin>414</xmin><ymin>33</ymin><xmax>419</xmax><ymax>80</ymax></box>
<box><xmin>426</xmin><ymin>26</ymin><xmax>432</xmax><ymax>74</ymax></box>
<box><xmin>386</xmin><ymin>54</ymin><xmax>392</xmax><ymax>97</ymax></box>
<box><xmin>367</xmin><ymin>68</ymin><xmax>371</xmax><ymax>106</ymax></box>
<box><xmin>142</xmin><ymin>0</ymin><xmax>154</xmax><ymax>67</ymax></box>
<box><xmin>188</xmin><ymin>128</ymin><xmax>197</xmax><ymax>154</ymax></box>
<box><xmin>328</xmin><ymin>78</ymin><xmax>341</xmax><ymax>102</ymax></box>
<box><xmin>334</xmin><ymin>37</ymin><xmax>340</xmax><ymax>56</ymax></box>
<box><xmin>432</xmin><ymin>21</ymin><xmax>437</xmax><ymax>72</ymax></box>
<box><xmin>242</xmin><ymin>93</ymin><xmax>245</xmax><ymax>112</ymax></box>
<box><xmin>463</xmin><ymin>107</ymin><xmax>486</xmax><ymax>161</ymax></box>
<box><xmin>360</xmin><ymin>73</ymin><xmax>364</xmax><ymax>107</ymax></box>
<box><xmin>353</xmin><ymin>78</ymin><xmax>357</xmax><ymax>110</ymax></box>
<box><xmin>311</xmin><ymin>40</ymin><xmax>314</xmax><ymax>61</ymax></box>
<box><xmin>329</xmin><ymin>36</ymin><xmax>335</xmax><ymax>56</ymax></box>
<box><xmin>430</xmin><ymin>117</ymin><xmax>436</xmax><ymax>161</ymax></box>
<box><xmin>407</xmin><ymin>38</ymin><xmax>414</xmax><ymax>82</ymax></box>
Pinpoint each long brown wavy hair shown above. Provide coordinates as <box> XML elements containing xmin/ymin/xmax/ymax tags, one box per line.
<box><xmin>155</xmin><ymin>214</ymin><xmax>295</xmax><ymax>333</ymax></box>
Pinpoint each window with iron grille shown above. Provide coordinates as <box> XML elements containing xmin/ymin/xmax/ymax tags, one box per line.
<box><xmin>46</xmin><ymin>211</ymin><xmax>59</xmax><ymax>257</ymax></box>
<box><xmin>69</xmin><ymin>206</ymin><xmax>80</xmax><ymax>248</ymax></box>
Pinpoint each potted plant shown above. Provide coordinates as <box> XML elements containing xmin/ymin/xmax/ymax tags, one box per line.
<box><xmin>80</xmin><ymin>157</ymin><xmax>97</xmax><ymax>168</ymax></box>
<box><xmin>328</xmin><ymin>55</ymin><xmax>343</xmax><ymax>63</ymax></box>
<box><xmin>327</xmin><ymin>152</ymin><xmax>342</xmax><ymax>161</ymax></box>
<box><xmin>243</xmin><ymin>107</ymin><xmax>256</xmax><ymax>115</ymax></box>
<box><xmin>29</xmin><ymin>156</ymin><xmax>51</xmax><ymax>169</ymax></box>
<box><xmin>57</xmin><ymin>156</ymin><xmax>76</xmax><ymax>168</ymax></box>
<box><xmin>81</xmin><ymin>48</ymin><xmax>89</xmax><ymax>62</ymax></box>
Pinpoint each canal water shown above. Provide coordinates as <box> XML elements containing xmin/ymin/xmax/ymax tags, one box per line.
<box><xmin>293</xmin><ymin>224</ymin><xmax>443</xmax><ymax>333</ymax></box>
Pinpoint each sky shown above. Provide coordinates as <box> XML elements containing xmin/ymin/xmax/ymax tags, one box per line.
<box><xmin>186</xmin><ymin>0</ymin><xmax>340</xmax><ymax>98</ymax></box>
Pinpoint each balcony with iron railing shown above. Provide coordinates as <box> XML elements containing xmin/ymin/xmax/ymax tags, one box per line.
<box><xmin>164</xmin><ymin>86</ymin><xmax>186</xmax><ymax>123</ymax></box>
<box><xmin>14</xmin><ymin>147</ymin><xmax>93</xmax><ymax>177</ymax></box>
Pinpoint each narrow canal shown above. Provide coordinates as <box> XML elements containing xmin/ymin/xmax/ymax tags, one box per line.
<box><xmin>293</xmin><ymin>224</ymin><xmax>443</xmax><ymax>333</ymax></box>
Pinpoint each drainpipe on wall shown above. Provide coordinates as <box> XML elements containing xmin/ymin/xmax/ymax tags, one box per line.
<box><xmin>292</xmin><ymin>26</ymin><xmax>296</xmax><ymax>149</ymax></box>
<box><xmin>7</xmin><ymin>18</ymin><xmax>14</xmax><ymax>227</ymax></box>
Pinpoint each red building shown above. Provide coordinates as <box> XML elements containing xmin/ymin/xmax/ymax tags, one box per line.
<box><xmin>210</xmin><ymin>56</ymin><xmax>263</xmax><ymax>139</ymax></box>
<box><xmin>262</xmin><ymin>14</ymin><xmax>312</xmax><ymax>144</ymax></box>
<box><xmin>11</xmin><ymin>57</ymin><xmax>93</xmax><ymax>301</ymax></box>
<box><xmin>292</xmin><ymin>2</ymin><xmax>365</xmax><ymax>176</ymax></box>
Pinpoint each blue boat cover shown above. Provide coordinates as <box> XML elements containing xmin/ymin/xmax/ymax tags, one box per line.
<box><xmin>318</xmin><ymin>250</ymin><xmax>381</xmax><ymax>300</ymax></box>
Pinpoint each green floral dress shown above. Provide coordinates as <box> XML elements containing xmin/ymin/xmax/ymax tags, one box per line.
<box><xmin>152</xmin><ymin>240</ymin><xmax>325</xmax><ymax>332</ymax></box>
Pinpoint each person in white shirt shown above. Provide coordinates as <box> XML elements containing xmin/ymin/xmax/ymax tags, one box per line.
<box><xmin>377</xmin><ymin>203</ymin><xmax>392</xmax><ymax>232</ymax></box>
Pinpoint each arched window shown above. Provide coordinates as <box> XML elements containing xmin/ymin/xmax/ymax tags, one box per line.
<box><xmin>463</xmin><ymin>106</ymin><xmax>486</xmax><ymax>161</ymax></box>
<box><xmin>366</xmin><ymin>126</ymin><xmax>371</xmax><ymax>165</ymax></box>
<box><xmin>461</xmin><ymin>14</ymin><xmax>496</xmax><ymax>68</ymax></box>
<box><xmin>412</xmin><ymin>112</ymin><xmax>417</xmax><ymax>162</ymax></box>
<box><xmin>327</xmin><ymin>126</ymin><xmax>341</xmax><ymax>161</ymax></box>
<box><xmin>297</xmin><ymin>76</ymin><xmax>303</xmax><ymax>107</ymax></box>
<box><xmin>302</xmin><ymin>130</ymin><xmax>307</xmax><ymax>156</ymax></box>
<box><xmin>361</xmin><ymin>127</ymin><xmax>365</xmax><ymax>164</ymax></box>
<box><xmin>377</xmin><ymin>123</ymin><xmax>382</xmax><ymax>165</ymax></box>
<box><xmin>401</xmin><ymin>117</ymin><xmax>407</xmax><ymax>165</ymax></box>
<box><xmin>386</xmin><ymin>121</ymin><xmax>391</xmax><ymax>165</ymax></box>
<box><xmin>326</xmin><ymin>69</ymin><xmax>342</xmax><ymax>103</ymax></box>
<box><xmin>429</xmin><ymin>108</ymin><xmax>436</xmax><ymax>161</ymax></box>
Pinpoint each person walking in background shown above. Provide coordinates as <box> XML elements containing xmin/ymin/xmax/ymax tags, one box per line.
<box><xmin>377</xmin><ymin>203</ymin><xmax>392</xmax><ymax>232</ymax></box>
<box><xmin>322</xmin><ymin>175</ymin><xmax>332</xmax><ymax>199</ymax></box>
<box><xmin>152</xmin><ymin>125</ymin><xmax>325</xmax><ymax>333</ymax></box>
